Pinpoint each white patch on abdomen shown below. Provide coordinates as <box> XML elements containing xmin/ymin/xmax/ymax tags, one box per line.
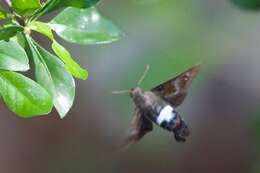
<box><xmin>156</xmin><ymin>105</ymin><xmax>176</xmax><ymax>125</ymax></box>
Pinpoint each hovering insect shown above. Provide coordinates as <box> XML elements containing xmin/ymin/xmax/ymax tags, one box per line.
<box><xmin>113</xmin><ymin>64</ymin><xmax>200</xmax><ymax>146</ymax></box>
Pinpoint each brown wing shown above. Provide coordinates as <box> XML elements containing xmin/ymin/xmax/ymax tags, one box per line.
<box><xmin>124</xmin><ymin>107</ymin><xmax>153</xmax><ymax>145</ymax></box>
<box><xmin>151</xmin><ymin>64</ymin><xmax>200</xmax><ymax>107</ymax></box>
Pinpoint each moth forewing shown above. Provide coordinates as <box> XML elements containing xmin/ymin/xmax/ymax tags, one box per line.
<box><xmin>152</xmin><ymin>64</ymin><xmax>200</xmax><ymax>107</ymax></box>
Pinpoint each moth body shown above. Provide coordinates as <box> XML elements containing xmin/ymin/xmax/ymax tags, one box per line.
<box><xmin>122</xmin><ymin>64</ymin><xmax>200</xmax><ymax>145</ymax></box>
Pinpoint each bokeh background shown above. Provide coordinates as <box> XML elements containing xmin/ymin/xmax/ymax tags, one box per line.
<box><xmin>1</xmin><ymin>0</ymin><xmax>260</xmax><ymax>172</ymax></box>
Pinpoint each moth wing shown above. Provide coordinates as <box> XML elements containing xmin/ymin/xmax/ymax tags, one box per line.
<box><xmin>151</xmin><ymin>64</ymin><xmax>200</xmax><ymax>107</ymax></box>
<box><xmin>124</xmin><ymin>107</ymin><xmax>153</xmax><ymax>145</ymax></box>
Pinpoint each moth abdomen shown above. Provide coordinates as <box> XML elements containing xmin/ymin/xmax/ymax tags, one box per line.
<box><xmin>156</xmin><ymin>105</ymin><xmax>177</xmax><ymax>129</ymax></box>
<box><xmin>173</xmin><ymin>119</ymin><xmax>190</xmax><ymax>142</ymax></box>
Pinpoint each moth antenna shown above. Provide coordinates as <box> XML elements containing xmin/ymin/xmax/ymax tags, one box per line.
<box><xmin>112</xmin><ymin>90</ymin><xmax>130</xmax><ymax>95</ymax></box>
<box><xmin>137</xmin><ymin>65</ymin><xmax>150</xmax><ymax>86</ymax></box>
<box><xmin>112</xmin><ymin>65</ymin><xmax>150</xmax><ymax>95</ymax></box>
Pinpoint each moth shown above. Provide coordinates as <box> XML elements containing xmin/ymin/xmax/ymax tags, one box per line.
<box><xmin>113</xmin><ymin>64</ymin><xmax>200</xmax><ymax>146</ymax></box>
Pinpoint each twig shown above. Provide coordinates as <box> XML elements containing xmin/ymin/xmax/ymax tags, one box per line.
<box><xmin>3</xmin><ymin>0</ymin><xmax>12</xmax><ymax>12</ymax></box>
<box><xmin>2</xmin><ymin>0</ymin><xmax>26</xmax><ymax>26</ymax></box>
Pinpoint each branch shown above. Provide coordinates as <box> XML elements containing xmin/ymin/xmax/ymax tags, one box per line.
<box><xmin>2</xmin><ymin>0</ymin><xmax>25</xmax><ymax>26</ymax></box>
<box><xmin>3</xmin><ymin>0</ymin><xmax>12</xmax><ymax>12</ymax></box>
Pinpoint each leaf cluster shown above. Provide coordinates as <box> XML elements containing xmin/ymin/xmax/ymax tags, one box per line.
<box><xmin>0</xmin><ymin>0</ymin><xmax>122</xmax><ymax>118</ymax></box>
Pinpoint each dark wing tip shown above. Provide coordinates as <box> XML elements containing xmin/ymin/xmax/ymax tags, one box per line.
<box><xmin>187</xmin><ymin>63</ymin><xmax>201</xmax><ymax>77</ymax></box>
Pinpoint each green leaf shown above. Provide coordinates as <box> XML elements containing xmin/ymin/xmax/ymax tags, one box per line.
<box><xmin>52</xmin><ymin>41</ymin><xmax>88</xmax><ymax>80</ymax></box>
<box><xmin>11</xmin><ymin>32</ymin><xmax>27</xmax><ymax>49</ymax></box>
<box><xmin>0</xmin><ymin>7</ymin><xmax>6</xmax><ymax>20</ymax></box>
<box><xmin>28</xmin><ymin>21</ymin><xmax>54</xmax><ymax>40</ymax></box>
<box><xmin>0</xmin><ymin>26</ymin><xmax>23</xmax><ymax>41</ymax></box>
<box><xmin>28</xmin><ymin>21</ymin><xmax>88</xmax><ymax>79</ymax></box>
<box><xmin>230</xmin><ymin>0</ymin><xmax>260</xmax><ymax>10</ymax></box>
<box><xmin>54</xmin><ymin>0</ymin><xmax>100</xmax><ymax>9</ymax></box>
<box><xmin>0</xmin><ymin>40</ymin><xmax>29</xmax><ymax>71</ymax></box>
<box><xmin>30</xmin><ymin>0</ymin><xmax>100</xmax><ymax>20</ymax></box>
<box><xmin>25</xmin><ymin>36</ymin><xmax>75</xmax><ymax>118</ymax></box>
<box><xmin>50</xmin><ymin>7</ymin><xmax>123</xmax><ymax>45</ymax></box>
<box><xmin>12</xmin><ymin>0</ymin><xmax>41</xmax><ymax>16</ymax></box>
<box><xmin>0</xmin><ymin>70</ymin><xmax>53</xmax><ymax>117</ymax></box>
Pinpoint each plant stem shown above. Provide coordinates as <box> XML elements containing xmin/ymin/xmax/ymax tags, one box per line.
<box><xmin>2</xmin><ymin>0</ymin><xmax>26</xmax><ymax>27</ymax></box>
<box><xmin>3</xmin><ymin>0</ymin><xmax>12</xmax><ymax>12</ymax></box>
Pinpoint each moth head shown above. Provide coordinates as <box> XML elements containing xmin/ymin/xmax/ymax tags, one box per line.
<box><xmin>130</xmin><ymin>87</ymin><xmax>143</xmax><ymax>98</ymax></box>
<box><xmin>173</xmin><ymin>117</ymin><xmax>190</xmax><ymax>142</ymax></box>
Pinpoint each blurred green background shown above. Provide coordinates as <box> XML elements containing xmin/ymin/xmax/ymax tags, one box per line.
<box><xmin>1</xmin><ymin>0</ymin><xmax>260</xmax><ymax>172</ymax></box>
